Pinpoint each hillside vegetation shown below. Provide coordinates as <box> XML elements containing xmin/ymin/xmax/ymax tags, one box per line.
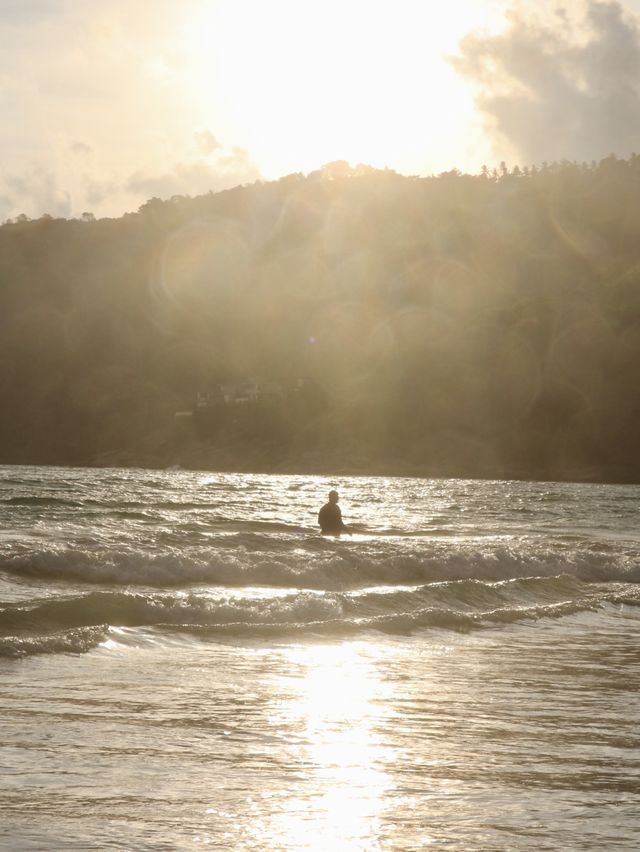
<box><xmin>2</xmin><ymin>157</ymin><xmax>640</xmax><ymax>481</ymax></box>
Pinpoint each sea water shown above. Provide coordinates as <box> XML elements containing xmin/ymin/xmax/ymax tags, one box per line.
<box><xmin>1</xmin><ymin>466</ymin><xmax>639</xmax><ymax>850</ymax></box>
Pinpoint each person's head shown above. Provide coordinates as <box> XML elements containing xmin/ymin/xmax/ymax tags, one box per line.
<box><xmin>328</xmin><ymin>489</ymin><xmax>339</xmax><ymax>504</ymax></box>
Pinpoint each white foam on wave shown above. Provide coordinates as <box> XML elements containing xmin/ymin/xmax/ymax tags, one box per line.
<box><xmin>3</xmin><ymin>573</ymin><xmax>640</xmax><ymax>656</ymax></box>
<box><xmin>4</xmin><ymin>575</ymin><xmax>639</xmax><ymax>639</ymax></box>
<box><xmin>2</xmin><ymin>539</ymin><xmax>640</xmax><ymax>590</ymax></box>
<box><xmin>0</xmin><ymin>625</ymin><xmax>108</xmax><ymax>658</ymax></box>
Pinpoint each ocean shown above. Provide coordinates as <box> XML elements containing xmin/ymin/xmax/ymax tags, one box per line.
<box><xmin>1</xmin><ymin>465</ymin><xmax>639</xmax><ymax>850</ymax></box>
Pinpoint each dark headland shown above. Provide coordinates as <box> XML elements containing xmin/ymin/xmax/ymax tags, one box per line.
<box><xmin>2</xmin><ymin>159</ymin><xmax>640</xmax><ymax>484</ymax></box>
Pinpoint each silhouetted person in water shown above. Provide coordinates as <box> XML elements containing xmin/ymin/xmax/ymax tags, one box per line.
<box><xmin>318</xmin><ymin>489</ymin><xmax>348</xmax><ymax>535</ymax></box>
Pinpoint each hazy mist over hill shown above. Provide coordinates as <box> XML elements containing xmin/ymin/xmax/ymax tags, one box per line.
<box><xmin>2</xmin><ymin>158</ymin><xmax>640</xmax><ymax>481</ymax></box>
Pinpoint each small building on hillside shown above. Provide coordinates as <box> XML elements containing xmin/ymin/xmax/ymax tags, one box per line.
<box><xmin>197</xmin><ymin>380</ymin><xmax>285</xmax><ymax>408</ymax></box>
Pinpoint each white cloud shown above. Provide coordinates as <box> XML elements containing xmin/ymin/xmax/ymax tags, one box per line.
<box><xmin>453</xmin><ymin>1</ymin><xmax>640</xmax><ymax>164</ymax></box>
<box><xmin>0</xmin><ymin>1</ymin><xmax>261</xmax><ymax>219</ymax></box>
<box><xmin>0</xmin><ymin>167</ymin><xmax>71</xmax><ymax>220</ymax></box>
<box><xmin>194</xmin><ymin>130</ymin><xmax>221</xmax><ymax>156</ymax></box>
<box><xmin>127</xmin><ymin>148</ymin><xmax>261</xmax><ymax>201</ymax></box>
<box><xmin>0</xmin><ymin>0</ymin><xmax>66</xmax><ymax>24</ymax></box>
<box><xmin>69</xmin><ymin>141</ymin><xmax>93</xmax><ymax>156</ymax></box>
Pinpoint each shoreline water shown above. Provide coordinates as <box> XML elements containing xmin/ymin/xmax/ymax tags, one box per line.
<box><xmin>2</xmin><ymin>466</ymin><xmax>640</xmax><ymax>848</ymax></box>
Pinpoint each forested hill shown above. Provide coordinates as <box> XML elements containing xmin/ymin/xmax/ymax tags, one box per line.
<box><xmin>2</xmin><ymin>156</ymin><xmax>640</xmax><ymax>481</ymax></box>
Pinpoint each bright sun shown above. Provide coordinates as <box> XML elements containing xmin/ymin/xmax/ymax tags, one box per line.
<box><xmin>182</xmin><ymin>0</ymin><xmax>487</xmax><ymax>177</ymax></box>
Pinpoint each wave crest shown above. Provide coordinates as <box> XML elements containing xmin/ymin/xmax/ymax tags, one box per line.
<box><xmin>2</xmin><ymin>577</ymin><xmax>637</xmax><ymax>653</ymax></box>
<box><xmin>0</xmin><ymin>625</ymin><xmax>108</xmax><ymax>658</ymax></box>
<box><xmin>2</xmin><ymin>542</ymin><xmax>640</xmax><ymax>590</ymax></box>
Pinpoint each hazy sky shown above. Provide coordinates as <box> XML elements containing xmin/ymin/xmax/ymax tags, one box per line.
<box><xmin>2</xmin><ymin>0</ymin><xmax>640</xmax><ymax>220</ymax></box>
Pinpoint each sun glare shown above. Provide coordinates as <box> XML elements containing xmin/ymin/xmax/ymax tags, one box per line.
<box><xmin>183</xmin><ymin>0</ymin><xmax>483</xmax><ymax>176</ymax></box>
<box><xmin>268</xmin><ymin>642</ymin><xmax>396</xmax><ymax>850</ymax></box>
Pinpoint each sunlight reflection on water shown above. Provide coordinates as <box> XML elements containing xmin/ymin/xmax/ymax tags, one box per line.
<box><xmin>268</xmin><ymin>643</ymin><xmax>394</xmax><ymax>850</ymax></box>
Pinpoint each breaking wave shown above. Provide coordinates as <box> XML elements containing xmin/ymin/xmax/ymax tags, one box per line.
<box><xmin>2</xmin><ymin>575</ymin><xmax>639</xmax><ymax>656</ymax></box>
<box><xmin>2</xmin><ymin>540</ymin><xmax>640</xmax><ymax>590</ymax></box>
<box><xmin>0</xmin><ymin>625</ymin><xmax>108</xmax><ymax>658</ymax></box>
